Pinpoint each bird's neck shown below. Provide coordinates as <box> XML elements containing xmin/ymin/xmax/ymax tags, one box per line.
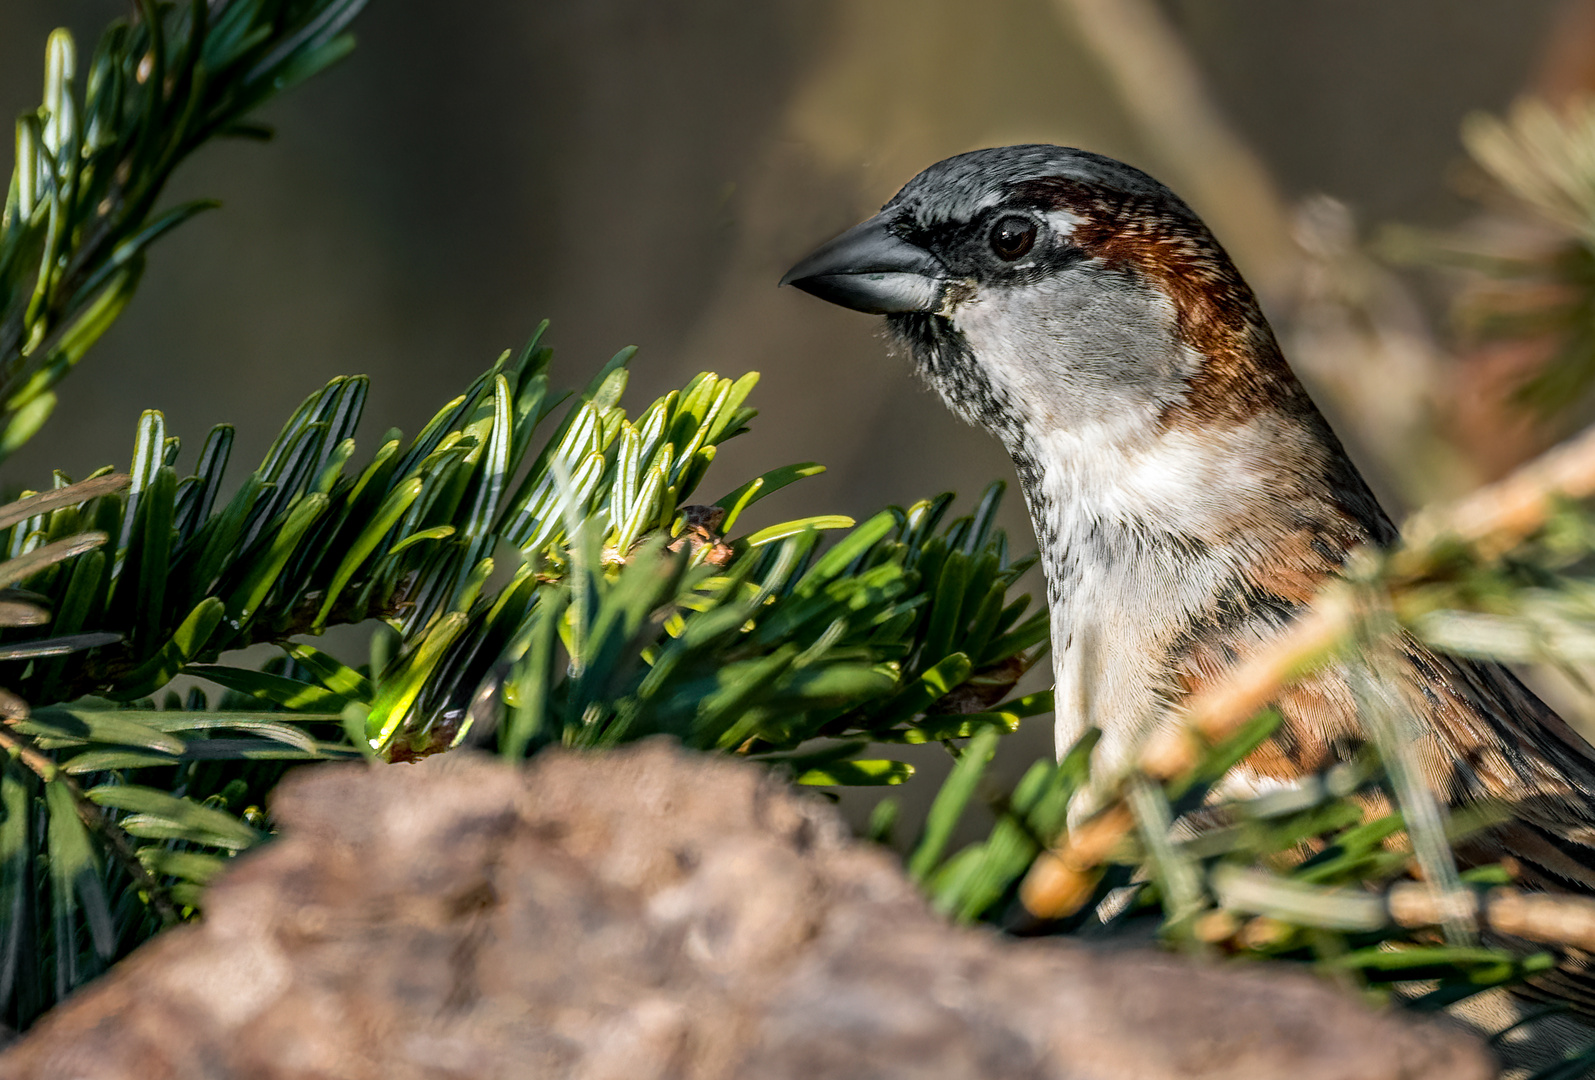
<box><xmin>1009</xmin><ymin>360</ymin><xmax>1394</xmax><ymax>776</ymax></box>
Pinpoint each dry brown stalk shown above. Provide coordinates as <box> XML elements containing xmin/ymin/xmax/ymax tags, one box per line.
<box><xmin>1</xmin><ymin>677</ymin><xmax>181</xmax><ymax>926</ymax></box>
<box><xmin>1236</xmin><ymin>916</ymin><xmax>1294</xmax><ymax>950</ymax></box>
<box><xmin>1019</xmin><ymin>804</ymin><xmax>1136</xmax><ymax>919</ymax></box>
<box><xmin>1187</xmin><ymin>418</ymin><xmax>1595</xmax><ymax>751</ymax></box>
<box><xmin>1049</xmin><ymin>0</ymin><xmax>1296</xmax><ymax>298</ymax></box>
<box><xmin>1018</xmin><ymin>850</ymin><xmax>1100</xmax><ymax>921</ymax></box>
<box><xmin>1389</xmin><ymin>882</ymin><xmax>1595</xmax><ymax>953</ymax></box>
<box><xmin>1402</xmin><ymin>420</ymin><xmax>1595</xmax><ymax>559</ymax></box>
<box><xmin>1141</xmin><ymin>587</ymin><xmax>1361</xmax><ymax>781</ymax></box>
<box><xmin>0</xmin><ymin>472</ymin><xmax>129</xmax><ymax>534</ymax></box>
<box><xmin>1</xmin><ymin>718</ymin><xmax>182</xmax><ymax>926</ymax></box>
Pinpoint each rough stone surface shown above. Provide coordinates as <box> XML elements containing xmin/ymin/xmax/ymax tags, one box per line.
<box><xmin>0</xmin><ymin>742</ymin><xmax>1494</xmax><ymax>1079</ymax></box>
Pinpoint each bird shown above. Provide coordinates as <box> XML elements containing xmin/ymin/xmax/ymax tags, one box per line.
<box><xmin>780</xmin><ymin>144</ymin><xmax>1595</xmax><ymax>1010</ymax></box>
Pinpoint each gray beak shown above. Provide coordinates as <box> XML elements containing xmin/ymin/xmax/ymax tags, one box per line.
<box><xmin>780</xmin><ymin>213</ymin><xmax>949</xmax><ymax>315</ymax></box>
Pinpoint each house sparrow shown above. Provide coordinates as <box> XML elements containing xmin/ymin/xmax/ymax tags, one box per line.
<box><xmin>782</xmin><ymin>145</ymin><xmax>1595</xmax><ymax>1006</ymax></box>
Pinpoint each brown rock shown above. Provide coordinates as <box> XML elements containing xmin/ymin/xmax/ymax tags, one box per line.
<box><xmin>0</xmin><ymin>742</ymin><xmax>1493</xmax><ymax>1079</ymax></box>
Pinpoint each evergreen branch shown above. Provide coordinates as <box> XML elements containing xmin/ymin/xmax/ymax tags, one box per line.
<box><xmin>0</xmin><ymin>728</ymin><xmax>183</xmax><ymax>928</ymax></box>
<box><xmin>0</xmin><ymin>0</ymin><xmax>371</xmax><ymax>463</ymax></box>
<box><xmin>0</xmin><ymin>332</ymin><xmax>1049</xmax><ymax>1028</ymax></box>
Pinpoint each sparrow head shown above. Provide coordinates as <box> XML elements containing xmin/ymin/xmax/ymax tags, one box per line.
<box><xmin>785</xmin><ymin>146</ymin><xmax>1397</xmax><ymax>777</ymax></box>
<box><xmin>781</xmin><ymin>145</ymin><xmax>1304</xmax><ymax>447</ymax></box>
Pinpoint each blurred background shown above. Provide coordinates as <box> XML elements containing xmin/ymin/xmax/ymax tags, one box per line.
<box><xmin>3</xmin><ymin>0</ymin><xmax>1593</xmax><ymax>815</ymax></box>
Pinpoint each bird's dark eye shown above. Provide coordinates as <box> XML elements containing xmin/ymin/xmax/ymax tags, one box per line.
<box><xmin>989</xmin><ymin>215</ymin><xmax>1037</xmax><ymax>261</ymax></box>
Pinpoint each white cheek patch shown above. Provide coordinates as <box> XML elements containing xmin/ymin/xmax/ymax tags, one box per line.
<box><xmin>1042</xmin><ymin>208</ymin><xmax>1084</xmax><ymax>241</ymax></box>
<box><xmin>946</xmin><ymin>273</ymin><xmax>1186</xmax><ymax>435</ymax></box>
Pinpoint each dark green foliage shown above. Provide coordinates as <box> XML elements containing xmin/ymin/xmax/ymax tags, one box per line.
<box><xmin>0</xmin><ymin>335</ymin><xmax>1049</xmax><ymax>1027</ymax></box>
<box><xmin>486</xmin><ymin>482</ymin><xmax>1047</xmax><ymax>765</ymax></box>
<box><xmin>0</xmin><ymin>0</ymin><xmax>387</xmax><ymax>1029</ymax></box>
<box><xmin>0</xmin><ymin>0</ymin><xmax>1069</xmax><ymax>1025</ymax></box>
<box><xmin>0</xmin><ymin>0</ymin><xmax>370</xmax><ymax>461</ymax></box>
